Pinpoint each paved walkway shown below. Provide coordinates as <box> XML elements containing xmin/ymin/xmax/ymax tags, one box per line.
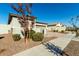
<box><xmin>13</xmin><ymin>34</ymin><xmax>74</xmax><ymax>56</ymax></box>
<box><xmin>49</xmin><ymin>34</ymin><xmax>75</xmax><ymax>50</ymax></box>
<box><xmin>13</xmin><ymin>44</ymin><xmax>53</xmax><ymax>56</ymax></box>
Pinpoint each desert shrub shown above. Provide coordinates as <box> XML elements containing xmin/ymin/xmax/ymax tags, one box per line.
<box><xmin>12</xmin><ymin>34</ymin><xmax>21</xmax><ymax>41</ymax></box>
<box><xmin>53</xmin><ymin>30</ymin><xmax>55</xmax><ymax>32</ymax></box>
<box><xmin>29</xmin><ymin>30</ymin><xmax>36</xmax><ymax>39</ymax></box>
<box><xmin>75</xmin><ymin>33</ymin><xmax>79</xmax><ymax>37</ymax></box>
<box><xmin>75</xmin><ymin>30</ymin><xmax>79</xmax><ymax>37</ymax></box>
<box><xmin>60</xmin><ymin>30</ymin><xmax>64</xmax><ymax>33</ymax></box>
<box><xmin>55</xmin><ymin>30</ymin><xmax>58</xmax><ymax>32</ymax></box>
<box><xmin>53</xmin><ymin>30</ymin><xmax>58</xmax><ymax>32</ymax></box>
<box><xmin>0</xmin><ymin>49</ymin><xmax>6</xmax><ymax>53</ymax></box>
<box><xmin>32</xmin><ymin>32</ymin><xmax>44</xmax><ymax>42</ymax></box>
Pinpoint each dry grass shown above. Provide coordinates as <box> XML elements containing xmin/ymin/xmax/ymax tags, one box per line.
<box><xmin>64</xmin><ymin>40</ymin><xmax>79</xmax><ymax>56</ymax></box>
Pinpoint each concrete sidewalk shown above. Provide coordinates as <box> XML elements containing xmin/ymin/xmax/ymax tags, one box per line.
<box><xmin>49</xmin><ymin>34</ymin><xmax>74</xmax><ymax>50</ymax></box>
<box><xmin>13</xmin><ymin>44</ymin><xmax>54</xmax><ymax>56</ymax></box>
<box><xmin>13</xmin><ymin>34</ymin><xmax>74</xmax><ymax>56</ymax></box>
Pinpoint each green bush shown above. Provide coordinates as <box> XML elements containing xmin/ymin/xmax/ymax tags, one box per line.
<box><xmin>32</xmin><ymin>32</ymin><xmax>44</xmax><ymax>42</ymax></box>
<box><xmin>12</xmin><ymin>34</ymin><xmax>21</xmax><ymax>41</ymax></box>
<box><xmin>60</xmin><ymin>30</ymin><xmax>64</xmax><ymax>33</ymax></box>
<box><xmin>53</xmin><ymin>30</ymin><xmax>58</xmax><ymax>32</ymax></box>
<box><xmin>53</xmin><ymin>30</ymin><xmax>55</xmax><ymax>32</ymax></box>
<box><xmin>29</xmin><ymin>30</ymin><xmax>36</xmax><ymax>39</ymax></box>
<box><xmin>55</xmin><ymin>30</ymin><xmax>58</xmax><ymax>32</ymax></box>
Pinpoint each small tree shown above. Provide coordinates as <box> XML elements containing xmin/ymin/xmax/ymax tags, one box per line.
<box><xmin>69</xmin><ymin>16</ymin><xmax>79</xmax><ymax>37</ymax></box>
<box><xmin>11</xmin><ymin>3</ymin><xmax>35</xmax><ymax>45</ymax></box>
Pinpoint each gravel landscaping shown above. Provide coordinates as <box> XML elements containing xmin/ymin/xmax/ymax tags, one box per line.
<box><xmin>64</xmin><ymin>40</ymin><xmax>79</xmax><ymax>56</ymax></box>
<box><xmin>0</xmin><ymin>32</ymin><xmax>65</xmax><ymax>56</ymax></box>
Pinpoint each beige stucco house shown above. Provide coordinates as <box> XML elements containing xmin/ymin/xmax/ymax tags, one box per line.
<box><xmin>47</xmin><ymin>23</ymin><xmax>66</xmax><ymax>32</ymax></box>
<box><xmin>32</xmin><ymin>22</ymin><xmax>48</xmax><ymax>34</ymax></box>
<box><xmin>7</xmin><ymin>13</ymin><xmax>36</xmax><ymax>38</ymax></box>
<box><xmin>6</xmin><ymin>13</ymin><xmax>47</xmax><ymax>38</ymax></box>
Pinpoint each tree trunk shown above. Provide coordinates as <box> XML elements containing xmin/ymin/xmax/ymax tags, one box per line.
<box><xmin>24</xmin><ymin>31</ymin><xmax>28</xmax><ymax>46</ymax></box>
<box><xmin>24</xmin><ymin>30</ymin><xmax>30</xmax><ymax>47</ymax></box>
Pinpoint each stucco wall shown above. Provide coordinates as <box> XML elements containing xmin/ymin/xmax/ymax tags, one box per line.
<box><xmin>10</xmin><ymin>17</ymin><xmax>24</xmax><ymax>38</ymax></box>
<box><xmin>0</xmin><ymin>24</ymin><xmax>10</xmax><ymax>34</ymax></box>
<box><xmin>32</xmin><ymin>23</ymin><xmax>47</xmax><ymax>34</ymax></box>
<box><xmin>10</xmin><ymin>17</ymin><xmax>34</xmax><ymax>38</ymax></box>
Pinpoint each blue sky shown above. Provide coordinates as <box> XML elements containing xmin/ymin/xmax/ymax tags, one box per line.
<box><xmin>0</xmin><ymin>3</ymin><xmax>79</xmax><ymax>26</ymax></box>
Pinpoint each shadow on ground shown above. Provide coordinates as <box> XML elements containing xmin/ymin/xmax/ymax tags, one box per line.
<box><xmin>42</xmin><ymin>42</ymin><xmax>69</xmax><ymax>56</ymax></box>
<box><xmin>0</xmin><ymin>36</ymin><xmax>4</xmax><ymax>39</ymax></box>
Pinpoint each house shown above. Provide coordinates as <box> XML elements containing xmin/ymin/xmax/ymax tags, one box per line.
<box><xmin>32</xmin><ymin>22</ymin><xmax>48</xmax><ymax>34</ymax></box>
<box><xmin>7</xmin><ymin>13</ymin><xmax>47</xmax><ymax>38</ymax></box>
<box><xmin>0</xmin><ymin>13</ymin><xmax>66</xmax><ymax>38</ymax></box>
<box><xmin>47</xmin><ymin>23</ymin><xmax>66</xmax><ymax>32</ymax></box>
<box><xmin>8</xmin><ymin>13</ymin><xmax>36</xmax><ymax>38</ymax></box>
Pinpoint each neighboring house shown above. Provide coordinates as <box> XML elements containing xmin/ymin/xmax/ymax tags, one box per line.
<box><xmin>32</xmin><ymin>22</ymin><xmax>48</xmax><ymax>34</ymax></box>
<box><xmin>47</xmin><ymin>23</ymin><xmax>66</xmax><ymax>32</ymax></box>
